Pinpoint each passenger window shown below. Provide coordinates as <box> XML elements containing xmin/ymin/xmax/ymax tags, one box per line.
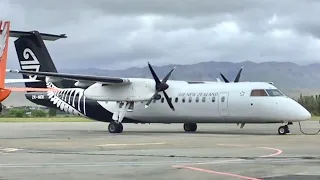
<box><xmin>250</xmin><ymin>89</ymin><xmax>268</xmax><ymax>96</ymax></box>
<box><xmin>189</xmin><ymin>97</ymin><xmax>192</xmax><ymax>103</ymax></box>
<box><xmin>182</xmin><ymin>97</ymin><xmax>185</xmax><ymax>103</ymax></box>
<box><xmin>202</xmin><ymin>97</ymin><xmax>206</xmax><ymax>102</ymax></box>
<box><xmin>161</xmin><ymin>98</ymin><xmax>164</xmax><ymax>103</ymax></box>
<box><xmin>221</xmin><ymin>96</ymin><xmax>225</xmax><ymax>102</ymax></box>
<box><xmin>175</xmin><ymin>97</ymin><xmax>178</xmax><ymax>103</ymax></box>
<box><xmin>212</xmin><ymin>97</ymin><xmax>215</xmax><ymax>102</ymax></box>
<box><xmin>196</xmin><ymin>97</ymin><xmax>199</xmax><ymax>102</ymax></box>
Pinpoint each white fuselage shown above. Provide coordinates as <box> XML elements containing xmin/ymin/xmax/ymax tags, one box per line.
<box><xmin>82</xmin><ymin>78</ymin><xmax>311</xmax><ymax>124</ymax></box>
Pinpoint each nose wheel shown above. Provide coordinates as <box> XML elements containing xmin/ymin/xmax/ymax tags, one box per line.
<box><xmin>278</xmin><ymin>125</ymin><xmax>290</xmax><ymax>135</ymax></box>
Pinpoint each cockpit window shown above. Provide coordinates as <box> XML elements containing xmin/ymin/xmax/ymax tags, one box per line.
<box><xmin>265</xmin><ymin>89</ymin><xmax>284</xmax><ymax>96</ymax></box>
<box><xmin>250</xmin><ymin>89</ymin><xmax>268</xmax><ymax>96</ymax></box>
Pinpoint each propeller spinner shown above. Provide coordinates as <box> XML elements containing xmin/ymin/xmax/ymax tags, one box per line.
<box><xmin>145</xmin><ymin>62</ymin><xmax>176</xmax><ymax>111</ymax></box>
<box><xmin>220</xmin><ymin>67</ymin><xmax>243</xmax><ymax>83</ymax></box>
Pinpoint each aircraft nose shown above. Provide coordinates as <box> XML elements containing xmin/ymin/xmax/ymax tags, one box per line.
<box><xmin>298</xmin><ymin>106</ymin><xmax>311</xmax><ymax>121</ymax></box>
<box><xmin>282</xmin><ymin>98</ymin><xmax>311</xmax><ymax>122</ymax></box>
<box><xmin>292</xmin><ymin>100</ymin><xmax>311</xmax><ymax>121</ymax></box>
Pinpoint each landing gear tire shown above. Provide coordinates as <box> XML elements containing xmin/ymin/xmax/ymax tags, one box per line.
<box><xmin>108</xmin><ymin>122</ymin><xmax>123</xmax><ymax>133</ymax></box>
<box><xmin>278</xmin><ymin>125</ymin><xmax>290</xmax><ymax>135</ymax></box>
<box><xmin>184</xmin><ymin>123</ymin><xmax>197</xmax><ymax>132</ymax></box>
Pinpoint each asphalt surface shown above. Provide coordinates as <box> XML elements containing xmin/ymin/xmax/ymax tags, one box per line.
<box><xmin>0</xmin><ymin>121</ymin><xmax>319</xmax><ymax>180</ymax></box>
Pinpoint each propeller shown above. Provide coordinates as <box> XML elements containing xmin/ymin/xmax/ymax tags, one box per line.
<box><xmin>220</xmin><ymin>67</ymin><xmax>243</xmax><ymax>83</ymax></box>
<box><xmin>145</xmin><ymin>62</ymin><xmax>176</xmax><ymax>111</ymax></box>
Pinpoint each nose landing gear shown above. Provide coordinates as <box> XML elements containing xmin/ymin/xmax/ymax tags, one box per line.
<box><xmin>278</xmin><ymin>124</ymin><xmax>290</xmax><ymax>135</ymax></box>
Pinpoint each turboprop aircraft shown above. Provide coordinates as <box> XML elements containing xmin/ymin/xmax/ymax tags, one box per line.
<box><xmin>7</xmin><ymin>30</ymin><xmax>311</xmax><ymax>135</ymax></box>
<box><xmin>0</xmin><ymin>20</ymin><xmax>59</xmax><ymax>111</ymax></box>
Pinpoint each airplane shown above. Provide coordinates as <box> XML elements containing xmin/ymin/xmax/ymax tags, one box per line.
<box><xmin>8</xmin><ymin>30</ymin><xmax>132</xmax><ymax>126</ymax></box>
<box><xmin>0</xmin><ymin>20</ymin><xmax>60</xmax><ymax>112</ymax></box>
<box><xmin>7</xmin><ymin>30</ymin><xmax>311</xmax><ymax>135</ymax></box>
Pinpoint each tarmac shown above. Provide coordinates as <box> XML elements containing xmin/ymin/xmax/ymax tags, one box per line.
<box><xmin>0</xmin><ymin>121</ymin><xmax>319</xmax><ymax>180</ymax></box>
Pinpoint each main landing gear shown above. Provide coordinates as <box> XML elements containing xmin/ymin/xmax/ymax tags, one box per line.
<box><xmin>108</xmin><ymin>101</ymin><xmax>134</xmax><ymax>133</ymax></box>
<box><xmin>278</xmin><ymin>122</ymin><xmax>292</xmax><ymax>135</ymax></box>
<box><xmin>108</xmin><ymin>122</ymin><xmax>123</xmax><ymax>133</ymax></box>
<box><xmin>183</xmin><ymin>123</ymin><xmax>197</xmax><ymax>132</ymax></box>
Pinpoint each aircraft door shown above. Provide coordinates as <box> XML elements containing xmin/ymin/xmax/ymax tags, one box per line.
<box><xmin>218</xmin><ymin>92</ymin><xmax>229</xmax><ymax>116</ymax></box>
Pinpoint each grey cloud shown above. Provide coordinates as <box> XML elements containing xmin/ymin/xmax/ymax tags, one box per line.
<box><xmin>1</xmin><ymin>0</ymin><xmax>320</xmax><ymax>70</ymax></box>
<box><xmin>9</xmin><ymin>0</ymin><xmax>272</xmax><ymax>16</ymax></box>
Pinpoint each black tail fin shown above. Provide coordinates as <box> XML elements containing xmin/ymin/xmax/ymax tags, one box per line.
<box><xmin>14</xmin><ymin>31</ymin><xmax>75</xmax><ymax>90</ymax></box>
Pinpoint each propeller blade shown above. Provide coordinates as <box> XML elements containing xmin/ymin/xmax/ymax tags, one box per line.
<box><xmin>220</xmin><ymin>73</ymin><xmax>229</xmax><ymax>83</ymax></box>
<box><xmin>147</xmin><ymin>62</ymin><xmax>161</xmax><ymax>85</ymax></box>
<box><xmin>145</xmin><ymin>97</ymin><xmax>154</xmax><ymax>108</ymax></box>
<box><xmin>163</xmin><ymin>90</ymin><xmax>175</xmax><ymax>111</ymax></box>
<box><xmin>234</xmin><ymin>67</ymin><xmax>243</xmax><ymax>82</ymax></box>
<box><xmin>146</xmin><ymin>62</ymin><xmax>175</xmax><ymax>111</ymax></box>
<box><xmin>162</xmin><ymin>66</ymin><xmax>176</xmax><ymax>83</ymax></box>
<box><xmin>145</xmin><ymin>91</ymin><xmax>159</xmax><ymax>108</ymax></box>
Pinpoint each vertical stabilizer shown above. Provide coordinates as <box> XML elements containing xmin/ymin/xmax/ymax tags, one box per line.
<box><xmin>0</xmin><ymin>20</ymin><xmax>10</xmax><ymax>88</ymax></box>
<box><xmin>0</xmin><ymin>21</ymin><xmax>12</xmax><ymax>103</ymax></box>
<box><xmin>14</xmin><ymin>31</ymin><xmax>75</xmax><ymax>89</ymax></box>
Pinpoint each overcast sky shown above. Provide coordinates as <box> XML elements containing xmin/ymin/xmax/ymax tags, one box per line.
<box><xmin>1</xmin><ymin>0</ymin><xmax>320</xmax><ymax>70</ymax></box>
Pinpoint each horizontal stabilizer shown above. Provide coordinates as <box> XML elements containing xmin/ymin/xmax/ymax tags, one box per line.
<box><xmin>0</xmin><ymin>30</ymin><xmax>67</xmax><ymax>41</ymax></box>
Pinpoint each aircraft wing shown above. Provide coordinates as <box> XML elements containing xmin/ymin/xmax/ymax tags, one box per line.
<box><xmin>5</xmin><ymin>78</ymin><xmax>40</xmax><ymax>83</ymax></box>
<box><xmin>6</xmin><ymin>69</ymin><xmax>131</xmax><ymax>85</ymax></box>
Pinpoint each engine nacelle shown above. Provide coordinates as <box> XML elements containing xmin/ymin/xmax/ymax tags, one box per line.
<box><xmin>74</xmin><ymin>81</ymin><xmax>95</xmax><ymax>88</ymax></box>
<box><xmin>45</xmin><ymin>77</ymin><xmax>61</xmax><ymax>83</ymax></box>
<box><xmin>83</xmin><ymin>78</ymin><xmax>155</xmax><ymax>101</ymax></box>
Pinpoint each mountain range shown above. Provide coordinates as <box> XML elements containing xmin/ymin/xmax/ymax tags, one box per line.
<box><xmin>3</xmin><ymin>60</ymin><xmax>320</xmax><ymax>106</ymax></box>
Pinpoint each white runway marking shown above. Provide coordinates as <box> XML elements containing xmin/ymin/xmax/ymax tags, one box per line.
<box><xmin>97</xmin><ymin>142</ymin><xmax>166</xmax><ymax>147</ymax></box>
<box><xmin>172</xmin><ymin>144</ymin><xmax>284</xmax><ymax>167</ymax></box>
<box><xmin>174</xmin><ymin>159</ymin><xmax>243</xmax><ymax>166</ymax></box>
<box><xmin>0</xmin><ymin>147</ymin><xmax>20</xmax><ymax>154</ymax></box>
<box><xmin>0</xmin><ymin>160</ymin><xmax>209</xmax><ymax>168</ymax></box>
<box><xmin>216</xmin><ymin>144</ymin><xmax>249</xmax><ymax>147</ymax></box>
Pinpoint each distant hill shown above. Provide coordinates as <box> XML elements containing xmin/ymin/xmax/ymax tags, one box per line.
<box><xmin>3</xmin><ymin>60</ymin><xmax>320</xmax><ymax>106</ymax></box>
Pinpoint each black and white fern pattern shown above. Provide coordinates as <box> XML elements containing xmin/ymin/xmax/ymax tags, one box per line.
<box><xmin>45</xmin><ymin>80</ymin><xmax>87</xmax><ymax>116</ymax></box>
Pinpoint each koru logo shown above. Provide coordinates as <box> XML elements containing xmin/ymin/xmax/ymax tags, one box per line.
<box><xmin>20</xmin><ymin>48</ymin><xmax>40</xmax><ymax>79</ymax></box>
